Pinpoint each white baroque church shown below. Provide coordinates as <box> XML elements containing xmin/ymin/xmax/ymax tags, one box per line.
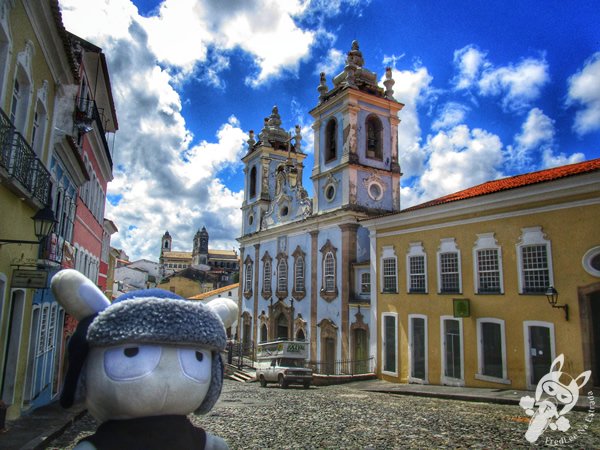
<box><xmin>237</xmin><ymin>41</ymin><xmax>403</xmax><ymax>370</ymax></box>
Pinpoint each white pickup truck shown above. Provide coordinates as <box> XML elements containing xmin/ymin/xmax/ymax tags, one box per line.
<box><xmin>255</xmin><ymin>341</ymin><xmax>313</xmax><ymax>389</ymax></box>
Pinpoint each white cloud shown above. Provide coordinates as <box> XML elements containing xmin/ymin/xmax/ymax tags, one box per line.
<box><xmin>452</xmin><ymin>45</ymin><xmax>549</xmax><ymax>112</ymax></box>
<box><xmin>566</xmin><ymin>52</ymin><xmax>600</xmax><ymax>135</ymax></box>
<box><xmin>514</xmin><ymin>107</ymin><xmax>554</xmax><ymax>150</ymax></box>
<box><xmin>402</xmin><ymin>125</ymin><xmax>504</xmax><ymax>208</ymax></box>
<box><xmin>452</xmin><ymin>45</ymin><xmax>487</xmax><ymax>90</ymax></box>
<box><xmin>478</xmin><ymin>57</ymin><xmax>549</xmax><ymax>112</ymax></box>
<box><xmin>432</xmin><ymin>102</ymin><xmax>469</xmax><ymax>131</ymax></box>
<box><xmin>315</xmin><ymin>48</ymin><xmax>345</xmax><ymax>76</ymax></box>
<box><xmin>507</xmin><ymin>108</ymin><xmax>585</xmax><ymax>170</ymax></box>
<box><xmin>385</xmin><ymin>66</ymin><xmax>433</xmax><ymax>179</ymax></box>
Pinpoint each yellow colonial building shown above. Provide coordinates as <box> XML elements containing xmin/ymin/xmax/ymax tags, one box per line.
<box><xmin>363</xmin><ymin>159</ymin><xmax>600</xmax><ymax>390</ymax></box>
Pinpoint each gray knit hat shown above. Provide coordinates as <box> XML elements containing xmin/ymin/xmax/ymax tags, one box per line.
<box><xmin>87</xmin><ymin>294</ymin><xmax>227</xmax><ymax>351</ymax></box>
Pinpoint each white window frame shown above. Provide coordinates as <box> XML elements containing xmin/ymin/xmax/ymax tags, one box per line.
<box><xmin>516</xmin><ymin>227</ymin><xmax>554</xmax><ymax>294</ymax></box>
<box><xmin>440</xmin><ymin>315</ymin><xmax>464</xmax><ymax>386</ymax></box>
<box><xmin>408</xmin><ymin>314</ymin><xmax>428</xmax><ymax>384</ymax></box>
<box><xmin>437</xmin><ymin>238</ymin><xmax>462</xmax><ymax>294</ymax></box>
<box><xmin>381</xmin><ymin>312</ymin><xmax>398</xmax><ymax>376</ymax></box>
<box><xmin>475</xmin><ymin>318</ymin><xmax>510</xmax><ymax>384</ymax></box>
<box><xmin>294</xmin><ymin>255</ymin><xmax>305</xmax><ymax>293</ymax></box>
<box><xmin>263</xmin><ymin>259</ymin><xmax>272</xmax><ymax>294</ymax></box>
<box><xmin>244</xmin><ymin>260</ymin><xmax>253</xmax><ymax>293</ymax></box>
<box><xmin>360</xmin><ymin>271</ymin><xmax>371</xmax><ymax>295</ymax></box>
<box><xmin>523</xmin><ymin>320</ymin><xmax>556</xmax><ymax>391</ymax></box>
<box><xmin>406</xmin><ymin>242</ymin><xmax>427</xmax><ymax>294</ymax></box>
<box><xmin>277</xmin><ymin>258</ymin><xmax>288</xmax><ymax>293</ymax></box>
<box><xmin>324</xmin><ymin>252</ymin><xmax>335</xmax><ymax>292</ymax></box>
<box><xmin>380</xmin><ymin>245</ymin><xmax>398</xmax><ymax>293</ymax></box>
<box><xmin>473</xmin><ymin>233</ymin><xmax>504</xmax><ymax>294</ymax></box>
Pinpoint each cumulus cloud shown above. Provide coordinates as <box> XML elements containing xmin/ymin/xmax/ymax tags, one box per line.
<box><xmin>507</xmin><ymin>108</ymin><xmax>584</xmax><ymax>170</ymax></box>
<box><xmin>432</xmin><ymin>102</ymin><xmax>469</xmax><ymax>131</ymax></box>
<box><xmin>385</xmin><ymin>66</ymin><xmax>434</xmax><ymax>180</ymax></box>
<box><xmin>453</xmin><ymin>45</ymin><xmax>549</xmax><ymax>112</ymax></box>
<box><xmin>566</xmin><ymin>52</ymin><xmax>600</xmax><ymax>135</ymax></box>
<box><xmin>412</xmin><ymin>125</ymin><xmax>504</xmax><ymax>203</ymax></box>
<box><xmin>315</xmin><ymin>48</ymin><xmax>345</xmax><ymax>76</ymax></box>
<box><xmin>452</xmin><ymin>45</ymin><xmax>487</xmax><ymax>90</ymax></box>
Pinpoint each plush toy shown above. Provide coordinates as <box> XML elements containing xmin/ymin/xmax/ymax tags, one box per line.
<box><xmin>51</xmin><ymin>269</ymin><xmax>237</xmax><ymax>450</ymax></box>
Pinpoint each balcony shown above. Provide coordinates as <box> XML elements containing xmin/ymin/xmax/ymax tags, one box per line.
<box><xmin>0</xmin><ymin>108</ymin><xmax>52</xmax><ymax>207</ymax></box>
<box><xmin>75</xmin><ymin>97</ymin><xmax>113</xmax><ymax>168</ymax></box>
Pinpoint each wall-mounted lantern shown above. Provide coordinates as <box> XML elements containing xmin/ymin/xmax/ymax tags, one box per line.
<box><xmin>545</xmin><ymin>286</ymin><xmax>569</xmax><ymax>321</ymax></box>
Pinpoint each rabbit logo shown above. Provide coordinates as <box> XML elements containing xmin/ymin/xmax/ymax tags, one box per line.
<box><xmin>519</xmin><ymin>354</ymin><xmax>591</xmax><ymax>443</ymax></box>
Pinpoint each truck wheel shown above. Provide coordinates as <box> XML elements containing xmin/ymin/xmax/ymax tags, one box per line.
<box><xmin>303</xmin><ymin>381</ymin><xmax>311</xmax><ymax>389</ymax></box>
<box><xmin>259</xmin><ymin>376</ymin><xmax>267</xmax><ymax>387</ymax></box>
<box><xmin>278</xmin><ymin>374</ymin><xmax>288</xmax><ymax>389</ymax></box>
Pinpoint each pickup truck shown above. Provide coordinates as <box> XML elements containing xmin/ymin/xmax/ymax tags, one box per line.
<box><xmin>256</xmin><ymin>357</ymin><xmax>312</xmax><ymax>388</ymax></box>
<box><xmin>255</xmin><ymin>341</ymin><xmax>313</xmax><ymax>388</ymax></box>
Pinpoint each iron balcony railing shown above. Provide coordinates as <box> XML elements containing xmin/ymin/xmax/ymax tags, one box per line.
<box><xmin>310</xmin><ymin>357</ymin><xmax>375</xmax><ymax>376</ymax></box>
<box><xmin>75</xmin><ymin>97</ymin><xmax>113</xmax><ymax>168</ymax></box>
<box><xmin>0</xmin><ymin>108</ymin><xmax>52</xmax><ymax>205</ymax></box>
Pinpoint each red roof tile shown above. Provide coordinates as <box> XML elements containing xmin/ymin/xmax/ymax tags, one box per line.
<box><xmin>404</xmin><ymin>158</ymin><xmax>600</xmax><ymax>212</ymax></box>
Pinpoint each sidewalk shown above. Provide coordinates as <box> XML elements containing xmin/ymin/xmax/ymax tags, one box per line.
<box><xmin>347</xmin><ymin>378</ymin><xmax>596</xmax><ymax>411</ymax></box>
<box><xmin>0</xmin><ymin>402</ymin><xmax>86</xmax><ymax>450</ymax></box>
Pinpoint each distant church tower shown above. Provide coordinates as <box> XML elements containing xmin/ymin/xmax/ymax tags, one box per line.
<box><xmin>310</xmin><ymin>40</ymin><xmax>403</xmax><ymax>214</ymax></box>
<box><xmin>192</xmin><ymin>226</ymin><xmax>209</xmax><ymax>265</ymax></box>
<box><xmin>161</xmin><ymin>230</ymin><xmax>172</xmax><ymax>254</ymax></box>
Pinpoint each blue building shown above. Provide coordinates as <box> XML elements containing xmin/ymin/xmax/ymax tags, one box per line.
<box><xmin>238</xmin><ymin>41</ymin><xmax>403</xmax><ymax>372</ymax></box>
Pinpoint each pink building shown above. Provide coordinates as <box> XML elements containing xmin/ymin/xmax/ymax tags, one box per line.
<box><xmin>69</xmin><ymin>34</ymin><xmax>118</xmax><ymax>289</ymax></box>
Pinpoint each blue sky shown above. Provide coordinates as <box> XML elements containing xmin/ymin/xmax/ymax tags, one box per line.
<box><xmin>59</xmin><ymin>0</ymin><xmax>600</xmax><ymax>261</ymax></box>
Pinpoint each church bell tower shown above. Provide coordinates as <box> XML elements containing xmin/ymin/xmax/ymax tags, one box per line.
<box><xmin>309</xmin><ymin>40</ymin><xmax>404</xmax><ymax>215</ymax></box>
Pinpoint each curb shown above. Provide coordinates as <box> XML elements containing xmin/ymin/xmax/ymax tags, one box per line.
<box><xmin>22</xmin><ymin>409</ymin><xmax>87</xmax><ymax>450</ymax></box>
<box><xmin>363</xmin><ymin>389</ymin><xmax>592</xmax><ymax>412</ymax></box>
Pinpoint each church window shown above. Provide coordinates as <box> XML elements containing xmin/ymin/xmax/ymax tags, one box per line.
<box><xmin>320</xmin><ymin>239</ymin><xmax>338</xmax><ymax>301</ymax></box>
<box><xmin>243</xmin><ymin>255</ymin><xmax>253</xmax><ymax>299</ymax></box>
<box><xmin>325</xmin><ymin>118</ymin><xmax>337</xmax><ymax>162</ymax></box>
<box><xmin>261</xmin><ymin>252</ymin><xmax>272</xmax><ymax>299</ymax></box>
<box><xmin>292</xmin><ymin>246</ymin><xmax>306</xmax><ymax>300</ymax></box>
<box><xmin>249</xmin><ymin>166</ymin><xmax>257</xmax><ymax>198</ymax></box>
<box><xmin>277</xmin><ymin>260</ymin><xmax>287</xmax><ymax>291</ymax></box>
<box><xmin>325</xmin><ymin>184</ymin><xmax>335</xmax><ymax>202</ymax></box>
<box><xmin>360</xmin><ymin>272</ymin><xmax>371</xmax><ymax>294</ymax></box>
<box><xmin>365</xmin><ymin>114</ymin><xmax>383</xmax><ymax>160</ymax></box>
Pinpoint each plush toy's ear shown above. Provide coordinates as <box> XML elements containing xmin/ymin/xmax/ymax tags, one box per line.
<box><xmin>205</xmin><ymin>298</ymin><xmax>238</xmax><ymax>328</ymax></box>
<box><xmin>51</xmin><ymin>269</ymin><xmax>110</xmax><ymax>319</ymax></box>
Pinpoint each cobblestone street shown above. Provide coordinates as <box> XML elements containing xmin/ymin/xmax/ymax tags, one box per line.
<box><xmin>46</xmin><ymin>379</ymin><xmax>600</xmax><ymax>449</ymax></box>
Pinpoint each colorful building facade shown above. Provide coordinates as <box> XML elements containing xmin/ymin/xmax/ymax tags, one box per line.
<box><xmin>364</xmin><ymin>160</ymin><xmax>600</xmax><ymax>390</ymax></box>
<box><xmin>0</xmin><ymin>0</ymin><xmax>80</xmax><ymax>420</ymax></box>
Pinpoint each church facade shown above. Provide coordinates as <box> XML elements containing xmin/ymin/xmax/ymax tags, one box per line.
<box><xmin>237</xmin><ymin>42</ymin><xmax>403</xmax><ymax>371</ymax></box>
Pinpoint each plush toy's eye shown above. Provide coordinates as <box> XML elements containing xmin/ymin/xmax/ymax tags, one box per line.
<box><xmin>178</xmin><ymin>348</ymin><xmax>211</xmax><ymax>383</ymax></box>
<box><xmin>104</xmin><ymin>345</ymin><xmax>161</xmax><ymax>381</ymax></box>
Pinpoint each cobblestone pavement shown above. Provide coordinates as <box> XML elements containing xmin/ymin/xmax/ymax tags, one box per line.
<box><xmin>47</xmin><ymin>380</ymin><xmax>600</xmax><ymax>449</ymax></box>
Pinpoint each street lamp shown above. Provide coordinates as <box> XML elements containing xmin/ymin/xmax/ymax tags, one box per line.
<box><xmin>545</xmin><ymin>286</ymin><xmax>569</xmax><ymax>321</ymax></box>
<box><xmin>0</xmin><ymin>205</ymin><xmax>57</xmax><ymax>246</ymax></box>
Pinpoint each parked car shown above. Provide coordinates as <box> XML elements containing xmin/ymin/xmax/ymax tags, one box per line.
<box><xmin>255</xmin><ymin>341</ymin><xmax>313</xmax><ymax>388</ymax></box>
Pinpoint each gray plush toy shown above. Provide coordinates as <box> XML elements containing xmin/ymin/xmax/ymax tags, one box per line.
<box><xmin>51</xmin><ymin>269</ymin><xmax>237</xmax><ymax>450</ymax></box>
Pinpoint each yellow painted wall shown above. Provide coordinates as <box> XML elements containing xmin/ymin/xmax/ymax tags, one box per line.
<box><xmin>0</xmin><ymin>187</ymin><xmax>40</xmax><ymax>419</ymax></box>
<box><xmin>0</xmin><ymin>1</ymin><xmax>65</xmax><ymax>419</ymax></box>
<box><xmin>375</xmin><ymin>194</ymin><xmax>599</xmax><ymax>390</ymax></box>
<box><xmin>157</xmin><ymin>277</ymin><xmax>212</xmax><ymax>299</ymax></box>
